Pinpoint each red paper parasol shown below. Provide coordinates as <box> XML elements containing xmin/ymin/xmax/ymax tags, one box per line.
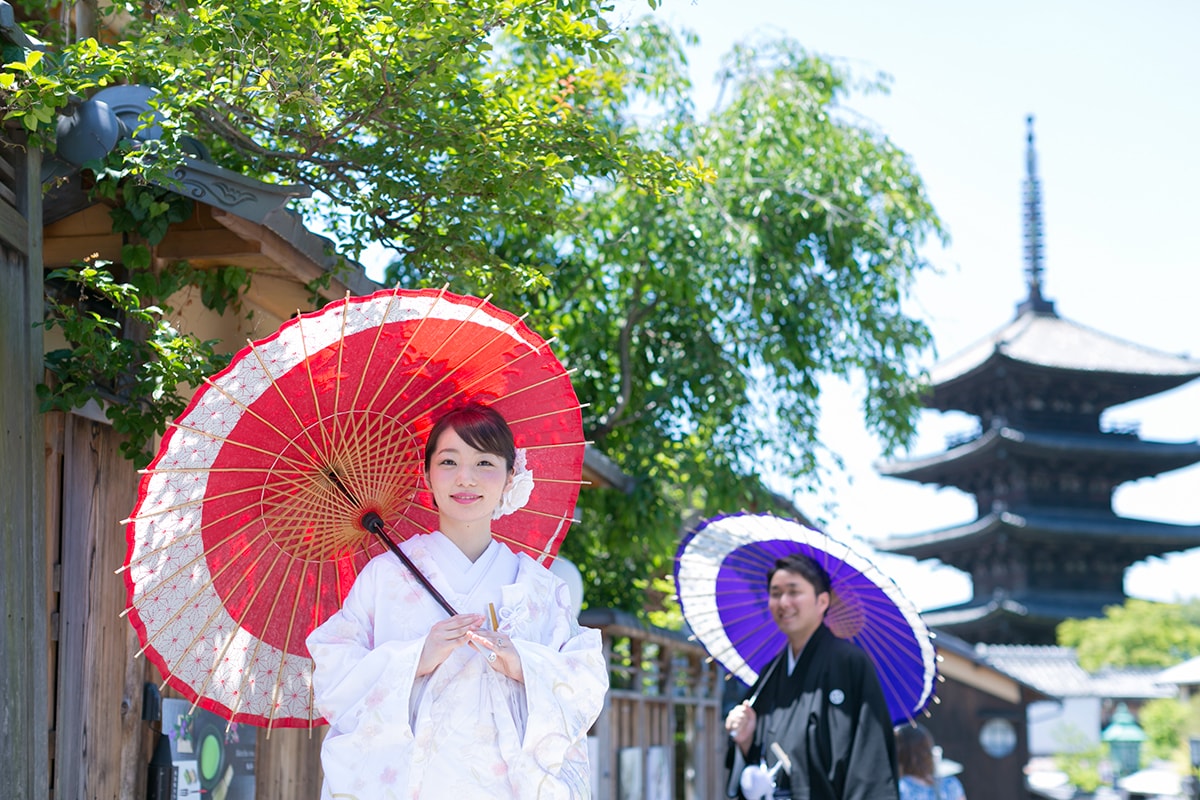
<box><xmin>121</xmin><ymin>287</ymin><xmax>585</xmax><ymax>729</ymax></box>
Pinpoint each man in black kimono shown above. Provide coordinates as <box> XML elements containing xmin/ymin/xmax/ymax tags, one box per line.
<box><xmin>725</xmin><ymin>554</ymin><xmax>899</xmax><ymax>800</ymax></box>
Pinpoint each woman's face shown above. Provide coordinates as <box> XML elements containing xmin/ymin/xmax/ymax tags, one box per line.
<box><xmin>426</xmin><ymin>426</ymin><xmax>513</xmax><ymax>530</ymax></box>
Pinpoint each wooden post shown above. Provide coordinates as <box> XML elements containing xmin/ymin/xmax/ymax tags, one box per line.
<box><xmin>54</xmin><ymin>416</ymin><xmax>143</xmax><ymax>798</ymax></box>
<box><xmin>256</xmin><ymin>727</ymin><xmax>325</xmax><ymax>796</ymax></box>
<box><xmin>592</xmin><ymin>631</ymin><xmax>615</xmax><ymax>800</ymax></box>
<box><xmin>0</xmin><ymin>126</ymin><xmax>50</xmax><ymax>798</ymax></box>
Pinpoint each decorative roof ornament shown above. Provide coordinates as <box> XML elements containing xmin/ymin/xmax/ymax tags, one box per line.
<box><xmin>1018</xmin><ymin>115</ymin><xmax>1056</xmax><ymax>316</ymax></box>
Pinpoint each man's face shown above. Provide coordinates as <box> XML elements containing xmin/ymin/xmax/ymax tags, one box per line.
<box><xmin>768</xmin><ymin>569</ymin><xmax>830</xmax><ymax>644</ymax></box>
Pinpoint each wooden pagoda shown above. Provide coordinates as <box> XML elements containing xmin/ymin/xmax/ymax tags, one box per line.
<box><xmin>875</xmin><ymin>118</ymin><xmax>1200</xmax><ymax>644</ymax></box>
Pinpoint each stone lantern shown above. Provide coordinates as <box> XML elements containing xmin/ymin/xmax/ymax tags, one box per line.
<box><xmin>1101</xmin><ymin>703</ymin><xmax>1145</xmax><ymax>780</ymax></box>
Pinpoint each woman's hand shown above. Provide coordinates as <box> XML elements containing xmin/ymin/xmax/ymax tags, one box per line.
<box><xmin>416</xmin><ymin>613</ymin><xmax>484</xmax><ymax>676</ymax></box>
<box><xmin>466</xmin><ymin>629</ymin><xmax>524</xmax><ymax>683</ymax></box>
<box><xmin>726</xmin><ymin>700</ymin><xmax>757</xmax><ymax>755</ymax></box>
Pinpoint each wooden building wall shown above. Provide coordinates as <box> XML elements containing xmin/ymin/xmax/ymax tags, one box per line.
<box><xmin>925</xmin><ymin>659</ymin><xmax>1037</xmax><ymax>800</ymax></box>
<box><xmin>34</xmin><ymin>194</ymin><xmax>341</xmax><ymax>796</ymax></box>
<box><xmin>46</xmin><ymin>412</ymin><xmax>148</xmax><ymax>798</ymax></box>
<box><xmin>1</xmin><ymin>123</ymin><xmax>51</xmax><ymax>800</ymax></box>
<box><xmin>41</xmin><ymin>411</ymin><xmax>327</xmax><ymax>798</ymax></box>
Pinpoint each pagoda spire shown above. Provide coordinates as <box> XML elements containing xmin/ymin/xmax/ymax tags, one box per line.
<box><xmin>1017</xmin><ymin>115</ymin><xmax>1056</xmax><ymax>315</ymax></box>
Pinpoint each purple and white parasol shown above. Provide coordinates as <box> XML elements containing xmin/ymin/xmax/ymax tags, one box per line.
<box><xmin>674</xmin><ymin>513</ymin><xmax>937</xmax><ymax>725</ymax></box>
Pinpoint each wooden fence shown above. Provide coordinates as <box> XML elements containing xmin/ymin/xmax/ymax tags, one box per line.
<box><xmin>581</xmin><ymin>608</ymin><xmax>729</xmax><ymax>800</ymax></box>
<box><xmin>40</xmin><ymin>410</ymin><xmax>324</xmax><ymax>799</ymax></box>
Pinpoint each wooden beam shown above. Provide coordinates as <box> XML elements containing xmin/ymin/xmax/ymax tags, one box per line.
<box><xmin>937</xmin><ymin>649</ymin><xmax>1022</xmax><ymax>704</ymax></box>
<box><xmin>155</xmin><ymin>227</ymin><xmax>262</xmax><ymax>261</ymax></box>
<box><xmin>210</xmin><ymin>208</ymin><xmax>368</xmax><ymax>301</ymax></box>
<box><xmin>0</xmin><ymin>197</ymin><xmax>28</xmax><ymax>252</ymax></box>
<box><xmin>43</xmin><ymin>232</ymin><xmax>124</xmax><ymax>267</ymax></box>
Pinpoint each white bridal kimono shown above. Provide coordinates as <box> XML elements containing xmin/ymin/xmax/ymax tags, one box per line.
<box><xmin>306</xmin><ymin>532</ymin><xmax>608</xmax><ymax>800</ymax></box>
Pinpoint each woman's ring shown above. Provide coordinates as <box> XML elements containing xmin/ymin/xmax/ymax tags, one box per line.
<box><xmin>486</xmin><ymin>651</ymin><xmax>498</xmax><ymax>663</ymax></box>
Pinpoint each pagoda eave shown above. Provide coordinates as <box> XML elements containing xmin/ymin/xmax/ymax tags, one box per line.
<box><xmin>876</xmin><ymin>510</ymin><xmax>1200</xmax><ymax>561</ymax></box>
<box><xmin>877</xmin><ymin>426</ymin><xmax>1200</xmax><ymax>486</ymax></box>
<box><xmin>929</xmin><ymin>312</ymin><xmax>1200</xmax><ymax>406</ymax></box>
<box><xmin>923</xmin><ymin>590</ymin><xmax>1125</xmax><ymax>645</ymax></box>
<box><xmin>929</xmin><ymin>353</ymin><xmax>1200</xmax><ymax>415</ymax></box>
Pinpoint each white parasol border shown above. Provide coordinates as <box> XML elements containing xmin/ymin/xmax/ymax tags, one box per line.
<box><xmin>675</xmin><ymin>513</ymin><xmax>937</xmax><ymax>721</ymax></box>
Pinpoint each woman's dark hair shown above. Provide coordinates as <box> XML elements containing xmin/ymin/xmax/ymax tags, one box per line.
<box><xmin>424</xmin><ymin>403</ymin><xmax>516</xmax><ymax>473</ymax></box>
<box><xmin>767</xmin><ymin>552</ymin><xmax>832</xmax><ymax>596</ymax></box>
<box><xmin>894</xmin><ymin>723</ymin><xmax>935</xmax><ymax>779</ymax></box>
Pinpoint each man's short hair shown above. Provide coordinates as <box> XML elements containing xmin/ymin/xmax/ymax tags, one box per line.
<box><xmin>767</xmin><ymin>552</ymin><xmax>832</xmax><ymax>596</ymax></box>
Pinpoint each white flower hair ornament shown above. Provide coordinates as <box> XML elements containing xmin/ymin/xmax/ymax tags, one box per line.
<box><xmin>493</xmin><ymin>448</ymin><xmax>535</xmax><ymax>519</ymax></box>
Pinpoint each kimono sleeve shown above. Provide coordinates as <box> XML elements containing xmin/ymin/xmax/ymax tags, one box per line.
<box><xmin>502</xmin><ymin>567</ymin><xmax>608</xmax><ymax>776</ymax></box>
<box><xmin>305</xmin><ymin>558</ymin><xmax>426</xmax><ymax>734</ymax></box>
<box><xmin>841</xmin><ymin>650</ymin><xmax>899</xmax><ymax>800</ymax></box>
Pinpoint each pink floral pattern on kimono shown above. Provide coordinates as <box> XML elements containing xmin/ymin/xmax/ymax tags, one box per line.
<box><xmin>306</xmin><ymin>536</ymin><xmax>607</xmax><ymax>800</ymax></box>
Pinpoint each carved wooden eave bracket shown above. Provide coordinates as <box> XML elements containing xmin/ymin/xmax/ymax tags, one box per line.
<box><xmin>162</xmin><ymin>156</ymin><xmax>379</xmax><ymax>311</ymax></box>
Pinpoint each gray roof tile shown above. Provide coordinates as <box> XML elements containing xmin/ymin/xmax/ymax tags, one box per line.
<box><xmin>931</xmin><ymin>312</ymin><xmax>1200</xmax><ymax>385</ymax></box>
<box><xmin>975</xmin><ymin>644</ymin><xmax>1173</xmax><ymax>699</ymax></box>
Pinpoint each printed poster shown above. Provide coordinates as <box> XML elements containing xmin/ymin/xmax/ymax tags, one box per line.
<box><xmin>161</xmin><ymin>698</ymin><xmax>257</xmax><ymax>799</ymax></box>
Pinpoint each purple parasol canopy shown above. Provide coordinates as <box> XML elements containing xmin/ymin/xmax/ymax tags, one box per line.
<box><xmin>674</xmin><ymin>513</ymin><xmax>937</xmax><ymax>725</ymax></box>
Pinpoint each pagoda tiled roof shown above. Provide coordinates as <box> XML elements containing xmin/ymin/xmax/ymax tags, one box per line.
<box><xmin>931</xmin><ymin>310</ymin><xmax>1200</xmax><ymax>387</ymax></box>
<box><xmin>875</xmin><ymin>509</ymin><xmax>1200</xmax><ymax>558</ymax></box>
<box><xmin>919</xmin><ymin>590</ymin><xmax>1125</xmax><ymax>641</ymax></box>
<box><xmin>877</xmin><ymin>426</ymin><xmax>1200</xmax><ymax>484</ymax></box>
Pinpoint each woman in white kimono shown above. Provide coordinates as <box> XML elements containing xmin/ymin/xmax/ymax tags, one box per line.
<box><xmin>306</xmin><ymin>403</ymin><xmax>608</xmax><ymax>800</ymax></box>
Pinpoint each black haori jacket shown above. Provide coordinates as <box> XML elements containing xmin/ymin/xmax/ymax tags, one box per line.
<box><xmin>726</xmin><ymin>624</ymin><xmax>899</xmax><ymax>800</ymax></box>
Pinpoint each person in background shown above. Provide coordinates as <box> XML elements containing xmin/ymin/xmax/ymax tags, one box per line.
<box><xmin>724</xmin><ymin>553</ymin><xmax>899</xmax><ymax>800</ymax></box>
<box><xmin>895</xmin><ymin>724</ymin><xmax>966</xmax><ymax>800</ymax></box>
<box><xmin>307</xmin><ymin>403</ymin><xmax>607</xmax><ymax>799</ymax></box>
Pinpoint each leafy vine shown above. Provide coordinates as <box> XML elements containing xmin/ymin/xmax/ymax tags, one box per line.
<box><xmin>39</xmin><ymin>172</ymin><xmax>253</xmax><ymax>467</ymax></box>
<box><xmin>2</xmin><ymin>32</ymin><xmax>259</xmax><ymax>465</ymax></box>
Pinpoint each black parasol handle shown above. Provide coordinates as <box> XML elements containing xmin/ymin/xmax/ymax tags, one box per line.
<box><xmin>361</xmin><ymin>511</ymin><xmax>459</xmax><ymax>618</ymax></box>
<box><xmin>323</xmin><ymin>469</ymin><xmax>460</xmax><ymax>618</ymax></box>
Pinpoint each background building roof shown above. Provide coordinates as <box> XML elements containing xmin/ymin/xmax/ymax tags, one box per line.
<box><xmin>1155</xmin><ymin>655</ymin><xmax>1200</xmax><ymax>688</ymax></box>
<box><xmin>976</xmin><ymin>644</ymin><xmax>1174</xmax><ymax>700</ymax></box>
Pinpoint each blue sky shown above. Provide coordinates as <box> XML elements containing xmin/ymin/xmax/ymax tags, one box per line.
<box><xmin>616</xmin><ymin>0</ymin><xmax>1200</xmax><ymax>609</ymax></box>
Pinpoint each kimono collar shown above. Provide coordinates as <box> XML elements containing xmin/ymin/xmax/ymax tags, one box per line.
<box><xmin>787</xmin><ymin>623</ymin><xmax>833</xmax><ymax>673</ymax></box>
<box><xmin>425</xmin><ymin>531</ymin><xmax>506</xmax><ymax>596</ymax></box>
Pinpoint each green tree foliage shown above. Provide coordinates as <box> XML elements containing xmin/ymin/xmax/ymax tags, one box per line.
<box><xmin>1138</xmin><ymin>695</ymin><xmax>1200</xmax><ymax>772</ymax></box>
<box><xmin>8</xmin><ymin>7</ymin><xmax>943</xmax><ymax>614</ymax></box>
<box><xmin>399</xmin><ymin>22</ymin><xmax>945</xmax><ymax>611</ymax></box>
<box><xmin>1057</xmin><ymin>598</ymin><xmax>1200</xmax><ymax>671</ymax></box>
<box><xmin>39</xmin><ymin>259</ymin><xmax>236</xmax><ymax>465</ymax></box>
<box><xmin>1139</xmin><ymin>697</ymin><xmax>1187</xmax><ymax>763</ymax></box>
<box><xmin>6</xmin><ymin>0</ymin><xmax>693</xmax><ymax>462</ymax></box>
<box><xmin>37</xmin><ymin>179</ymin><xmax>248</xmax><ymax>466</ymax></box>
<box><xmin>1052</xmin><ymin>725</ymin><xmax>1106</xmax><ymax>794</ymax></box>
<box><xmin>6</xmin><ymin>0</ymin><xmax>696</xmax><ymax>282</ymax></box>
